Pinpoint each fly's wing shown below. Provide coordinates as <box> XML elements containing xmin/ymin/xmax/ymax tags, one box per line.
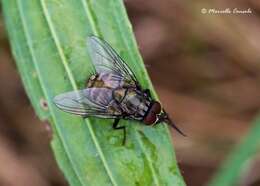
<box><xmin>87</xmin><ymin>36</ymin><xmax>139</xmax><ymax>88</ymax></box>
<box><xmin>53</xmin><ymin>88</ymin><xmax>121</xmax><ymax>118</ymax></box>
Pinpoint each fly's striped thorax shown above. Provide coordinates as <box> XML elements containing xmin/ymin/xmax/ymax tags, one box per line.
<box><xmin>113</xmin><ymin>88</ymin><xmax>150</xmax><ymax>120</ymax></box>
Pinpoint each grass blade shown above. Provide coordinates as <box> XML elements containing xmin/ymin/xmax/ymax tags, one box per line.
<box><xmin>208</xmin><ymin>117</ymin><xmax>260</xmax><ymax>186</ymax></box>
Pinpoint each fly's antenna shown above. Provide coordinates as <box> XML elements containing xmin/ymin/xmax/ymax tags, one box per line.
<box><xmin>157</xmin><ymin>109</ymin><xmax>186</xmax><ymax>137</ymax></box>
<box><xmin>166</xmin><ymin>116</ymin><xmax>186</xmax><ymax>137</ymax></box>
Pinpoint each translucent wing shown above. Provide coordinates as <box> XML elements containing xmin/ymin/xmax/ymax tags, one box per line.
<box><xmin>87</xmin><ymin>36</ymin><xmax>138</xmax><ymax>88</ymax></box>
<box><xmin>88</xmin><ymin>72</ymin><xmax>134</xmax><ymax>89</ymax></box>
<box><xmin>53</xmin><ymin>88</ymin><xmax>122</xmax><ymax>118</ymax></box>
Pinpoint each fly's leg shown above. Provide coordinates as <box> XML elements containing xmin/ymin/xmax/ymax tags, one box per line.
<box><xmin>112</xmin><ymin>118</ymin><xmax>126</xmax><ymax>145</ymax></box>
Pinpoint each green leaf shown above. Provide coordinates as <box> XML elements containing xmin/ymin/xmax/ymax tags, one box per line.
<box><xmin>208</xmin><ymin>117</ymin><xmax>260</xmax><ymax>186</ymax></box>
<box><xmin>2</xmin><ymin>0</ymin><xmax>186</xmax><ymax>185</ymax></box>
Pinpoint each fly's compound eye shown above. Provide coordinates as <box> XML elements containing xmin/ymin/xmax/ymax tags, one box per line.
<box><xmin>150</xmin><ymin>101</ymin><xmax>161</xmax><ymax>114</ymax></box>
<box><xmin>143</xmin><ymin>112</ymin><xmax>157</xmax><ymax>125</ymax></box>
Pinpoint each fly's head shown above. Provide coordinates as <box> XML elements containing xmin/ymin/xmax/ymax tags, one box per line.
<box><xmin>143</xmin><ymin>101</ymin><xmax>161</xmax><ymax>125</ymax></box>
<box><xmin>144</xmin><ymin>102</ymin><xmax>186</xmax><ymax>136</ymax></box>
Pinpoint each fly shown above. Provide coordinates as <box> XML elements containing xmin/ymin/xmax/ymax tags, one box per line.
<box><xmin>53</xmin><ymin>36</ymin><xmax>185</xmax><ymax>144</ymax></box>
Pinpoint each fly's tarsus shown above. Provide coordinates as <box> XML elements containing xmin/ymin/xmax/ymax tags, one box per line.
<box><xmin>112</xmin><ymin>118</ymin><xmax>126</xmax><ymax>145</ymax></box>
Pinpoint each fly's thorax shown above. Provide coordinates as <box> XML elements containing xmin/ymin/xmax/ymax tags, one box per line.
<box><xmin>123</xmin><ymin>79</ymin><xmax>136</xmax><ymax>88</ymax></box>
<box><xmin>119</xmin><ymin>88</ymin><xmax>150</xmax><ymax>119</ymax></box>
<box><xmin>107</xmin><ymin>100</ymin><xmax>122</xmax><ymax>115</ymax></box>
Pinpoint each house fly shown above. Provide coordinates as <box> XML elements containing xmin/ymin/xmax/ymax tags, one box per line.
<box><xmin>53</xmin><ymin>36</ymin><xmax>185</xmax><ymax>144</ymax></box>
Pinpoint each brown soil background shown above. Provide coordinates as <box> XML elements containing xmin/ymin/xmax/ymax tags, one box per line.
<box><xmin>0</xmin><ymin>1</ymin><xmax>260</xmax><ymax>186</ymax></box>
